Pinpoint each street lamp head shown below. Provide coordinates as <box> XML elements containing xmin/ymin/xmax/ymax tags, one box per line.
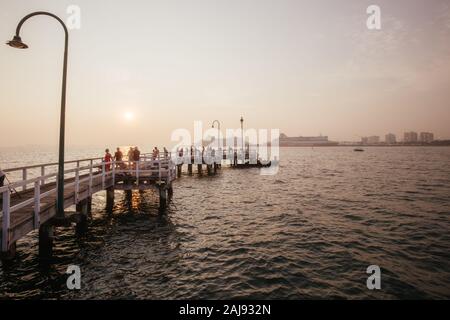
<box><xmin>212</xmin><ymin>120</ymin><xmax>220</xmax><ymax>128</ymax></box>
<box><xmin>6</xmin><ymin>35</ymin><xmax>28</xmax><ymax>49</ymax></box>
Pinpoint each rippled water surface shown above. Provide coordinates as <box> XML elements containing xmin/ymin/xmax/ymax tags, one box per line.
<box><xmin>1</xmin><ymin>146</ymin><xmax>450</xmax><ymax>299</ymax></box>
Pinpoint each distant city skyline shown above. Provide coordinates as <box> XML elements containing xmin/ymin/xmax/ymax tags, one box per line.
<box><xmin>0</xmin><ymin>128</ymin><xmax>444</xmax><ymax>149</ymax></box>
<box><xmin>286</xmin><ymin>130</ymin><xmax>440</xmax><ymax>142</ymax></box>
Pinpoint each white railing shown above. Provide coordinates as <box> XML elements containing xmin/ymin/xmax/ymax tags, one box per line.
<box><xmin>3</xmin><ymin>157</ymin><xmax>104</xmax><ymax>191</ymax></box>
<box><xmin>1</xmin><ymin>153</ymin><xmax>176</xmax><ymax>251</ymax></box>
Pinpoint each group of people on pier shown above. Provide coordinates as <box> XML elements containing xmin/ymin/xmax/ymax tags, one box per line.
<box><xmin>174</xmin><ymin>145</ymin><xmax>254</xmax><ymax>166</ymax></box>
<box><xmin>101</xmin><ymin>146</ymin><xmax>170</xmax><ymax>172</ymax></box>
<box><xmin>151</xmin><ymin>147</ymin><xmax>169</xmax><ymax>160</ymax></box>
<box><xmin>102</xmin><ymin>147</ymin><xmax>141</xmax><ymax>171</ymax></box>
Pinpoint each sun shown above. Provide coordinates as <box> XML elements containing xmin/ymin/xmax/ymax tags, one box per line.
<box><xmin>124</xmin><ymin>112</ymin><xmax>134</xmax><ymax>121</ymax></box>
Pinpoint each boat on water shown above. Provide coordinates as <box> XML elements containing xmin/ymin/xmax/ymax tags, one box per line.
<box><xmin>354</xmin><ymin>148</ymin><xmax>364</xmax><ymax>152</ymax></box>
<box><xmin>234</xmin><ymin>160</ymin><xmax>273</xmax><ymax>168</ymax></box>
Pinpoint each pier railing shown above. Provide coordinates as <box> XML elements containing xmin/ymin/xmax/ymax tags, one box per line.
<box><xmin>2</xmin><ymin>157</ymin><xmax>104</xmax><ymax>191</ymax></box>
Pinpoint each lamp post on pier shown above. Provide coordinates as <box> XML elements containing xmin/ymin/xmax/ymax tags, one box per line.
<box><xmin>7</xmin><ymin>11</ymin><xmax>69</xmax><ymax>218</ymax></box>
<box><xmin>240</xmin><ymin>116</ymin><xmax>244</xmax><ymax>161</ymax></box>
<box><xmin>212</xmin><ymin>120</ymin><xmax>221</xmax><ymax>165</ymax></box>
<box><xmin>212</xmin><ymin>120</ymin><xmax>221</xmax><ymax>150</ymax></box>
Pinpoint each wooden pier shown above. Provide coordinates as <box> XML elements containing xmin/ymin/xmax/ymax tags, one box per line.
<box><xmin>173</xmin><ymin>147</ymin><xmax>268</xmax><ymax>176</ymax></box>
<box><xmin>0</xmin><ymin>153</ymin><xmax>176</xmax><ymax>259</ymax></box>
<box><xmin>0</xmin><ymin>147</ymin><xmax>273</xmax><ymax>259</ymax></box>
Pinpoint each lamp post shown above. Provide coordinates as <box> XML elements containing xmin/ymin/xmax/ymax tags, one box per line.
<box><xmin>240</xmin><ymin>116</ymin><xmax>244</xmax><ymax>161</ymax></box>
<box><xmin>7</xmin><ymin>12</ymin><xmax>69</xmax><ymax>218</ymax></box>
<box><xmin>212</xmin><ymin>120</ymin><xmax>221</xmax><ymax>165</ymax></box>
<box><xmin>212</xmin><ymin>120</ymin><xmax>221</xmax><ymax>150</ymax></box>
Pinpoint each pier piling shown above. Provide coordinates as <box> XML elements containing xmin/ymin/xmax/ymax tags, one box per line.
<box><xmin>168</xmin><ymin>186</ymin><xmax>174</xmax><ymax>200</ymax></box>
<box><xmin>75</xmin><ymin>199</ymin><xmax>89</xmax><ymax>235</ymax></box>
<box><xmin>106</xmin><ymin>187</ymin><xmax>115</xmax><ymax>211</ymax></box>
<box><xmin>38</xmin><ymin>222</ymin><xmax>54</xmax><ymax>258</ymax></box>
<box><xmin>159</xmin><ymin>186</ymin><xmax>167</xmax><ymax>211</ymax></box>
<box><xmin>0</xmin><ymin>243</ymin><xmax>16</xmax><ymax>261</ymax></box>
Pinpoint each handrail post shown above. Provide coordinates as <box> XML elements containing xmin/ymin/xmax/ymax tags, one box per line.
<box><xmin>102</xmin><ymin>162</ymin><xmax>105</xmax><ymax>189</ymax></box>
<box><xmin>112</xmin><ymin>160</ymin><xmax>116</xmax><ymax>186</ymax></box>
<box><xmin>22</xmin><ymin>168</ymin><xmax>27</xmax><ymax>191</ymax></box>
<box><xmin>168</xmin><ymin>160</ymin><xmax>171</xmax><ymax>183</ymax></box>
<box><xmin>2</xmin><ymin>189</ymin><xmax>11</xmax><ymax>252</ymax></box>
<box><xmin>75</xmin><ymin>167</ymin><xmax>80</xmax><ymax>204</ymax></box>
<box><xmin>33</xmin><ymin>180</ymin><xmax>41</xmax><ymax>229</ymax></box>
<box><xmin>41</xmin><ymin>166</ymin><xmax>46</xmax><ymax>186</ymax></box>
<box><xmin>89</xmin><ymin>161</ymin><xmax>93</xmax><ymax>196</ymax></box>
<box><xmin>158</xmin><ymin>154</ymin><xmax>162</xmax><ymax>183</ymax></box>
<box><xmin>136</xmin><ymin>161</ymin><xmax>140</xmax><ymax>186</ymax></box>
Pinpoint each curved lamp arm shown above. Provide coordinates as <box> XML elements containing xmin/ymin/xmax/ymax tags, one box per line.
<box><xmin>212</xmin><ymin>120</ymin><xmax>221</xmax><ymax>129</ymax></box>
<box><xmin>15</xmin><ymin>11</ymin><xmax>69</xmax><ymax>38</ymax></box>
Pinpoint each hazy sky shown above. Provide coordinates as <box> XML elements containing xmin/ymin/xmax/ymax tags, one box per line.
<box><xmin>1</xmin><ymin>0</ymin><xmax>450</xmax><ymax>148</ymax></box>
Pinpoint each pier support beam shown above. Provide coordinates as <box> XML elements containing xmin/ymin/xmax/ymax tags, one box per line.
<box><xmin>197</xmin><ymin>164</ymin><xmax>203</xmax><ymax>175</ymax></box>
<box><xmin>39</xmin><ymin>222</ymin><xmax>54</xmax><ymax>258</ymax></box>
<box><xmin>214</xmin><ymin>163</ymin><xmax>218</xmax><ymax>174</ymax></box>
<box><xmin>106</xmin><ymin>187</ymin><xmax>115</xmax><ymax>212</ymax></box>
<box><xmin>87</xmin><ymin>196</ymin><xmax>92</xmax><ymax>217</ymax></box>
<box><xmin>0</xmin><ymin>243</ymin><xmax>17</xmax><ymax>261</ymax></box>
<box><xmin>159</xmin><ymin>186</ymin><xmax>167</xmax><ymax>212</ymax></box>
<box><xmin>188</xmin><ymin>164</ymin><xmax>193</xmax><ymax>175</ymax></box>
<box><xmin>168</xmin><ymin>185</ymin><xmax>174</xmax><ymax>200</ymax></box>
<box><xmin>177</xmin><ymin>164</ymin><xmax>182</xmax><ymax>178</ymax></box>
<box><xmin>75</xmin><ymin>199</ymin><xmax>89</xmax><ymax>235</ymax></box>
<box><xmin>207</xmin><ymin>164</ymin><xmax>212</xmax><ymax>175</ymax></box>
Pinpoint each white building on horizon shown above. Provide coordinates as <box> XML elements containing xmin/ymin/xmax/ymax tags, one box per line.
<box><xmin>420</xmin><ymin>132</ymin><xmax>434</xmax><ymax>143</ymax></box>
<box><xmin>368</xmin><ymin>136</ymin><xmax>380</xmax><ymax>144</ymax></box>
<box><xmin>385</xmin><ymin>133</ymin><xmax>397</xmax><ymax>144</ymax></box>
<box><xmin>404</xmin><ymin>131</ymin><xmax>418</xmax><ymax>143</ymax></box>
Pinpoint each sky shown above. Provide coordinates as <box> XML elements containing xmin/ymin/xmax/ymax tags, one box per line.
<box><xmin>1</xmin><ymin>0</ymin><xmax>450</xmax><ymax>148</ymax></box>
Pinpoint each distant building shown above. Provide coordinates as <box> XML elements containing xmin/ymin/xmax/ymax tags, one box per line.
<box><xmin>361</xmin><ymin>137</ymin><xmax>369</xmax><ymax>144</ymax></box>
<box><xmin>368</xmin><ymin>136</ymin><xmax>380</xmax><ymax>144</ymax></box>
<box><xmin>420</xmin><ymin>132</ymin><xmax>434</xmax><ymax>143</ymax></box>
<box><xmin>404</xmin><ymin>131</ymin><xmax>418</xmax><ymax>143</ymax></box>
<box><xmin>279</xmin><ymin>133</ymin><xmax>338</xmax><ymax>146</ymax></box>
<box><xmin>385</xmin><ymin>133</ymin><xmax>396</xmax><ymax>144</ymax></box>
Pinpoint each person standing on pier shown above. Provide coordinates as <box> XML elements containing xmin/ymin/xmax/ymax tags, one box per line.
<box><xmin>134</xmin><ymin>147</ymin><xmax>141</xmax><ymax>163</ymax></box>
<box><xmin>127</xmin><ymin>147</ymin><xmax>134</xmax><ymax>168</ymax></box>
<box><xmin>164</xmin><ymin>147</ymin><xmax>169</xmax><ymax>159</ymax></box>
<box><xmin>114</xmin><ymin>147</ymin><xmax>124</xmax><ymax>169</ymax></box>
<box><xmin>104</xmin><ymin>149</ymin><xmax>113</xmax><ymax>171</ymax></box>
<box><xmin>152</xmin><ymin>147</ymin><xmax>160</xmax><ymax>160</ymax></box>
